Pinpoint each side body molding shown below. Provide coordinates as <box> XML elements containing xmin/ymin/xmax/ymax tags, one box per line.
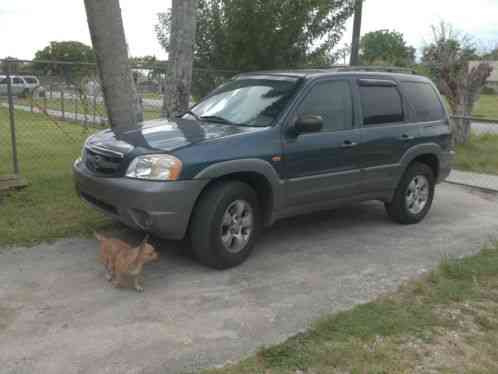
<box><xmin>194</xmin><ymin>158</ymin><xmax>286</xmax><ymax>218</ymax></box>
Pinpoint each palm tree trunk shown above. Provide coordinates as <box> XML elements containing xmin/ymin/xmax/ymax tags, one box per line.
<box><xmin>84</xmin><ymin>0</ymin><xmax>143</xmax><ymax>129</ymax></box>
<box><xmin>162</xmin><ymin>0</ymin><xmax>198</xmax><ymax>118</ymax></box>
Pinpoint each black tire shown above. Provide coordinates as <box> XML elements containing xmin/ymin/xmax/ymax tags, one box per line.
<box><xmin>189</xmin><ymin>181</ymin><xmax>261</xmax><ymax>270</ymax></box>
<box><xmin>385</xmin><ymin>162</ymin><xmax>435</xmax><ymax>225</ymax></box>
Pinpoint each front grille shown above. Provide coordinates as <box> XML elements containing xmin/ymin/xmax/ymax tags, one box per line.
<box><xmin>84</xmin><ymin>147</ymin><xmax>123</xmax><ymax>176</ymax></box>
<box><xmin>81</xmin><ymin>192</ymin><xmax>118</xmax><ymax>215</ymax></box>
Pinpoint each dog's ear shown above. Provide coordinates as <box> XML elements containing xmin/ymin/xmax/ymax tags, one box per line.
<box><xmin>94</xmin><ymin>231</ymin><xmax>105</xmax><ymax>241</ymax></box>
<box><xmin>139</xmin><ymin>234</ymin><xmax>150</xmax><ymax>249</ymax></box>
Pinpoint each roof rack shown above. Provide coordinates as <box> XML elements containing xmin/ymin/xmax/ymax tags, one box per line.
<box><xmin>328</xmin><ymin>65</ymin><xmax>417</xmax><ymax>74</ymax></box>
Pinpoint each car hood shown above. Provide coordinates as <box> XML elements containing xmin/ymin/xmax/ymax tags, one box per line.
<box><xmin>86</xmin><ymin>118</ymin><xmax>264</xmax><ymax>154</ymax></box>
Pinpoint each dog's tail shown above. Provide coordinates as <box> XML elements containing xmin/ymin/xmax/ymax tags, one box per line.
<box><xmin>94</xmin><ymin>231</ymin><xmax>106</xmax><ymax>241</ymax></box>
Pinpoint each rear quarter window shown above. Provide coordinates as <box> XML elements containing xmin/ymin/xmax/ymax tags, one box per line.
<box><xmin>401</xmin><ymin>81</ymin><xmax>445</xmax><ymax>122</ymax></box>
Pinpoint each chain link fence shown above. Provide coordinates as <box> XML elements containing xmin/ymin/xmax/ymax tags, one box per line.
<box><xmin>0</xmin><ymin>59</ymin><xmax>235</xmax><ymax>189</ymax></box>
<box><xmin>1</xmin><ymin>58</ymin><xmax>497</xmax><ymax>192</ymax></box>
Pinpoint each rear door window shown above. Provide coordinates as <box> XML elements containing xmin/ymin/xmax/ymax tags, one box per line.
<box><xmin>13</xmin><ymin>77</ymin><xmax>24</xmax><ymax>84</ymax></box>
<box><xmin>359</xmin><ymin>84</ymin><xmax>404</xmax><ymax>126</ymax></box>
<box><xmin>401</xmin><ymin>81</ymin><xmax>445</xmax><ymax>122</ymax></box>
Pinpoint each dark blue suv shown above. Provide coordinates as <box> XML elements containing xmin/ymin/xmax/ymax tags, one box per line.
<box><xmin>74</xmin><ymin>68</ymin><xmax>453</xmax><ymax>269</ymax></box>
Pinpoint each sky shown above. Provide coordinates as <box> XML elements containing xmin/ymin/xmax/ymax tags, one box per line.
<box><xmin>1</xmin><ymin>0</ymin><xmax>497</xmax><ymax>62</ymax></box>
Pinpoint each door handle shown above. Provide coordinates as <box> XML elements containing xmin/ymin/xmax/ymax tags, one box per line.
<box><xmin>341</xmin><ymin>140</ymin><xmax>358</xmax><ymax>148</ymax></box>
<box><xmin>401</xmin><ymin>134</ymin><xmax>415</xmax><ymax>141</ymax></box>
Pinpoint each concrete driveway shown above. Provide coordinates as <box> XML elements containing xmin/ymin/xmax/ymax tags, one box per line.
<box><xmin>1</xmin><ymin>184</ymin><xmax>497</xmax><ymax>374</ymax></box>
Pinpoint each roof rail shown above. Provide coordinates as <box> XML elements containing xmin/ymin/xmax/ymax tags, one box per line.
<box><xmin>329</xmin><ymin>65</ymin><xmax>416</xmax><ymax>74</ymax></box>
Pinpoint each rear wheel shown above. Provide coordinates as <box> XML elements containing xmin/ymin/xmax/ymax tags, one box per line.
<box><xmin>189</xmin><ymin>181</ymin><xmax>261</xmax><ymax>270</ymax></box>
<box><xmin>385</xmin><ymin>162</ymin><xmax>435</xmax><ymax>224</ymax></box>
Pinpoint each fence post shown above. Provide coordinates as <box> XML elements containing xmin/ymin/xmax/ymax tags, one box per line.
<box><xmin>74</xmin><ymin>93</ymin><xmax>79</xmax><ymax>122</ymax></box>
<box><xmin>93</xmin><ymin>93</ymin><xmax>97</xmax><ymax>123</ymax></box>
<box><xmin>6</xmin><ymin>63</ymin><xmax>20</xmax><ymax>175</ymax></box>
<box><xmin>61</xmin><ymin>89</ymin><xmax>65</xmax><ymax>120</ymax></box>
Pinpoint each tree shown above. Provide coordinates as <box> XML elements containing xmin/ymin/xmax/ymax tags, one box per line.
<box><xmin>84</xmin><ymin>0</ymin><xmax>143</xmax><ymax>129</ymax></box>
<box><xmin>33</xmin><ymin>41</ymin><xmax>96</xmax><ymax>82</ymax></box>
<box><xmin>360</xmin><ymin>30</ymin><xmax>415</xmax><ymax>67</ymax></box>
<box><xmin>422</xmin><ymin>23</ymin><xmax>493</xmax><ymax>145</ymax></box>
<box><xmin>156</xmin><ymin>0</ymin><xmax>354</xmax><ymax>98</ymax></box>
<box><xmin>160</xmin><ymin>0</ymin><xmax>198</xmax><ymax>118</ymax></box>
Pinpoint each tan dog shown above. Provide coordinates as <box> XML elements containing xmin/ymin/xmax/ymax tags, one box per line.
<box><xmin>95</xmin><ymin>233</ymin><xmax>159</xmax><ymax>292</ymax></box>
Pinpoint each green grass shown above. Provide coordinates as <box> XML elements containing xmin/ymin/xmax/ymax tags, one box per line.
<box><xmin>206</xmin><ymin>242</ymin><xmax>498</xmax><ymax>373</ymax></box>
<box><xmin>473</xmin><ymin>95</ymin><xmax>498</xmax><ymax>120</ymax></box>
<box><xmin>0</xmin><ymin>108</ymin><xmax>117</xmax><ymax>247</ymax></box>
<box><xmin>142</xmin><ymin>92</ymin><xmax>162</xmax><ymax>100</ymax></box>
<box><xmin>454</xmin><ymin>133</ymin><xmax>498</xmax><ymax>176</ymax></box>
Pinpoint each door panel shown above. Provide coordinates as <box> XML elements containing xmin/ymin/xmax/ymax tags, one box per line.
<box><xmin>355</xmin><ymin>81</ymin><xmax>420</xmax><ymax>192</ymax></box>
<box><xmin>282</xmin><ymin>79</ymin><xmax>362</xmax><ymax>208</ymax></box>
<box><xmin>284</xmin><ymin>130</ymin><xmax>362</xmax><ymax>207</ymax></box>
<box><xmin>360</xmin><ymin>124</ymin><xmax>420</xmax><ymax>191</ymax></box>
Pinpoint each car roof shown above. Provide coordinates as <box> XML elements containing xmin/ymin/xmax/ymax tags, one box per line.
<box><xmin>236</xmin><ymin>67</ymin><xmax>429</xmax><ymax>82</ymax></box>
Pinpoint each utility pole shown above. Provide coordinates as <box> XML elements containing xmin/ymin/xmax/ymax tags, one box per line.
<box><xmin>350</xmin><ymin>0</ymin><xmax>364</xmax><ymax>66</ymax></box>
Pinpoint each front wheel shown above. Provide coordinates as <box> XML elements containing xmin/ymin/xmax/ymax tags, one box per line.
<box><xmin>189</xmin><ymin>181</ymin><xmax>261</xmax><ymax>270</ymax></box>
<box><xmin>385</xmin><ymin>162</ymin><xmax>435</xmax><ymax>225</ymax></box>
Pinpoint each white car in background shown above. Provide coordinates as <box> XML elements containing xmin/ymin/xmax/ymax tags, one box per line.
<box><xmin>22</xmin><ymin>76</ymin><xmax>40</xmax><ymax>92</ymax></box>
<box><xmin>0</xmin><ymin>75</ymin><xmax>40</xmax><ymax>96</ymax></box>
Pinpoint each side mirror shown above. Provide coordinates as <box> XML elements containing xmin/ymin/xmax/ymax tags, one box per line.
<box><xmin>293</xmin><ymin>115</ymin><xmax>323</xmax><ymax>135</ymax></box>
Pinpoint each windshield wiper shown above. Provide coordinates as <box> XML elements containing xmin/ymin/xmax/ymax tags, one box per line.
<box><xmin>177</xmin><ymin>110</ymin><xmax>201</xmax><ymax>121</ymax></box>
<box><xmin>199</xmin><ymin>115</ymin><xmax>237</xmax><ymax>125</ymax></box>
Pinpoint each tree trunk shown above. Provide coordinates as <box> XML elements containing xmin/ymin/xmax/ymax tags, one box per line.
<box><xmin>451</xmin><ymin>101</ymin><xmax>471</xmax><ymax>146</ymax></box>
<box><xmin>162</xmin><ymin>0</ymin><xmax>198</xmax><ymax>118</ymax></box>
<box><xmin>84</xmin><ymin>0</ymin><xmax>143</xmax><ymax>129</ymax></box>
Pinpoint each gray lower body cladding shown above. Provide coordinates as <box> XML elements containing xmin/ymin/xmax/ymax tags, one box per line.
<box><xmin>73</xmin><ymin>161</ymin><xmax>208</xmax><ymax>240</ymax></box>
<box><xmin>437</xmin><ymin>150</ymin><xmax>454</xmax><ymax>183</ymax></box>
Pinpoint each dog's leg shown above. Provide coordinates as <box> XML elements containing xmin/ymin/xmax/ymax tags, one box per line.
<box><xmin>103</xmin><ymin>259</ymin><xmax>113</xmax><ymax>281</ymax></box>
<box><xmin>133</xmin><ymin>276</ymin><xmax>144</xmax><ymax>293</ymax></box>
<box><xmin>112</xmin><ymin>272</ymin><xmax>123</xmax><ymax>288</ymax></box>
<box><xmin>105</xmin><ymin>267</ymin><xmax>113</xmax><ymax>282</ymax></box>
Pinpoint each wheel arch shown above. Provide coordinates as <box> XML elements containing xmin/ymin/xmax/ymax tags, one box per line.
<box><xmin>192</xmin><ymin>159</ymin><xmax>284</xmax><ymax>227</ymax></box>
<box><xmin>400</xmin><ymin>144</ymin><xmax>442</xmax><ymax>180</ymax></box>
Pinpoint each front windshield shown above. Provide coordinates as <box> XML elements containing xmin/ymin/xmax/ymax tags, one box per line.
<box><xmin>188</xmin><ymin>77</ymin><xmax>301</xmax><ymax>127</ymax></box>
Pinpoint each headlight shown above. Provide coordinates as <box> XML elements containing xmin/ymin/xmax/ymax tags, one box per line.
<box><xmin>126</xmin><ymin>154</ymin><xmax>183</xmax><ymax>181</ymax></box>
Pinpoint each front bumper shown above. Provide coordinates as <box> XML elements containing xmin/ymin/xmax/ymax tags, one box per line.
<box><xmin>73</xmin><ymin>160</ymin><xmax>209</xmax><ymax>240</ymax></box>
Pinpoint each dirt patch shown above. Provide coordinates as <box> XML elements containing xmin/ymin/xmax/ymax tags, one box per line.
<box><xmin>0</xmin><ymin>306</ymin><xmax>17</xmax><ymax>333</ymax></box>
